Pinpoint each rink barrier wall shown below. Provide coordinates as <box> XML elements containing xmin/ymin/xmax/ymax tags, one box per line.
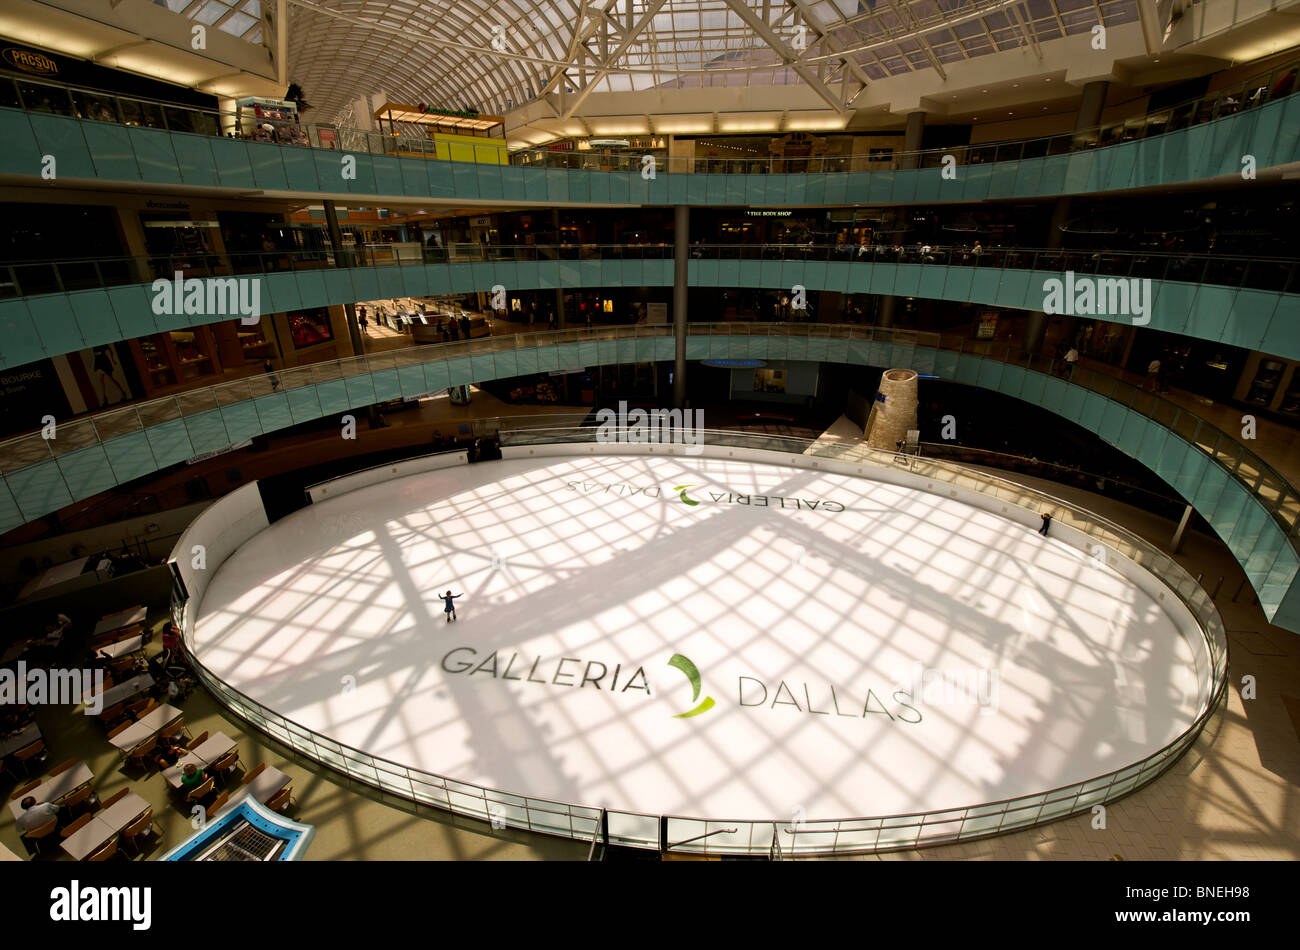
<box><xmin>9</xmin><ymin>325</ymin><xmax>1298</xmax><ymax>631</ymax></box>
<box><xmin>304</xmin><ymin>450</ymin><xmax>468</xmax><ymax>504</ymax></box>
<box><xmin>171</xmin><ymin>481</ymin><xmax>267</xmax><ymax>637</ymax></box>
<box><xmin>169</xmin><ymin>438</ymin><xmax>1227</xmax><ymax>856</ymax></box>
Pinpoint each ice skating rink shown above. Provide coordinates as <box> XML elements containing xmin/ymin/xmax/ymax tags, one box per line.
<box><xmin>193</xmin><ymin>454</ymin><xmax>1209</xmax><ymax>821</ymax></box>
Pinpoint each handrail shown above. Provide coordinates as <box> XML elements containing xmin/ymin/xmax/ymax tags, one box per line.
<box><xmin>2</xmin><ymin>242</ymin><xmax>1296</xmax><ymax>298</ymax></box>
<box><xmin>172</xmin><ymin>431</ymin><xmax>1228</xmax><ymax>856</ymax></box>
<box><xmin>5</xmin><ymin>50</ymin><xmax>1298</xmax><ymax>175</ymax></box>
<box><xmin>4</xmin><ymin>324</ymin><xmax>1295</xmax><ymax>549</ymax></box>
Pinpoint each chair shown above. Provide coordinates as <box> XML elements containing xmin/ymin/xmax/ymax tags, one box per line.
<box><xmin>205</xmin><ymin>792</ymin><xmax>229</xmax><ymax>820</ymax></box>
<box><xmin>98</xmin><ymin>788</ymin><xmax>129</xmax><ymax>809</ymax></box>
<box><xmin>59</xmin><ymin>813</ymin><xmax>94</xmax><ymax>838</ymax></box>
<box><xmin>85</xmin><ymin>836</ymin><xmax>118</xmax><ymax>862</ymax></box>
<box><xmin>125</xmin><ymin>736</ymin><xmax>157</xmax><ymax>770</ymax></box>
<box><xmin>266</xmin><ymin>786</ymin><xmax>294</xmax><ymax>813</ymax></box>
<box><xmin>13</xmin><ymin>740</ymin><xmax>47</xmax><ymax>777</ymax></box>
<box><xmin>21</xmin><ymin>816</ymin><xmax>59</xmax><ymax>856</ymax></box>
<box><xmin>184</xmin><ymin>776</ymin><xmax>215</xmax><ymax>805</ymax></box>
<box><xmin>209</xmin><ymin>750</ymin><xmax>242</xmax><ymax>786</ymax></box>
<box><xmin>132</xmin><ymin>698</ymin><xmax>158</xmax><ymax>721</ymax></box>
<box><xmin>241</xmin><ymin>763</ymin><xmax>266</xmax><ymax>785</ymax></box>
<box><xmin>98</xmin><ymin>703</ymin><xmax>125</xmax><ymax>724</ymax></box>
<box><xmin>61</xmin><ymin>785</ymin><xmax>98</xmax><ymax>818</ymax></box>
<box><xmin>120</xmin><ymin>808</ymin><xmax>159</xmax><ymax>856</ymax></box>
<box><xmin>123</xmin><ymin>696</ymin><xmax>150</xmax><ymax>719</ymax></box>
<box><xmin>9</xmin><ymin>779</ymin><xmax>39</xmax><ymax>801</ymax></box>
<box><xmin>160</xmin><ymin>717</ymin><xmax>187</xmax><ymax>742</ymax></box>
<box><xmin>48</xmin><ymin>758</ymin><xmax>77</xmax><ymax>776</ymax></box>
<box><xmin>186</xmin><ymin>731</ymin><xmax>209</xmax><ymax>751</ymax></box>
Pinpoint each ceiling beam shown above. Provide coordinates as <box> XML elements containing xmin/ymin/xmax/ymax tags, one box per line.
<box><xmin>785</xmin><ymin>0</ymin><xmax>873</xmax><ymax>91</ymax></box>
<box><xmin>560</xmin><ymin>0</ymin><xmax>671</xmax><ymax>119</ymax></box>
<box><xmin>719</xmin><ymin>0</ymin><xmax>849</xmax><ymax>114</ymax></box>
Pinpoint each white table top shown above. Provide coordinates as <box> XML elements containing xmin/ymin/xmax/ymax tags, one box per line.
<box><xmin>59</xmin><ymin>791</ymin><xmax>149</xmax><ymax>860</ymax></box>
<box><xmin>96</xmin><ymin>791</ymin><xmax>150</xmax><ymax>833</ymax></box>
<box><xmin>83</xmin><ymin>673</ymin><xmax>153</xmax><ymax>709</ymax></box>
<box><xmin>8</xmin><ymin>762</ymin><xmax>94</xmax><ymax>817</ymax></box>
<box><xmin>109</xmin><ymin>703</ymin><xmax>181</xmax><ymax>751</ymax></box>
<box><xmin>0</xmin><ymin>722</ymin><xmax>41</xmax><ymax>758</ymax></box>
<box><xmin>61</xmin><ymin>816</ymin><xmax>115</xmax><ymax>861</ymax></box>
<box><xmin>0</xmin><ymin>841</ymin><xmax>21</xmax><ymax>861</ymax></box>
<box><xmin>92</xmin><ymin>607</ymin><xmax>147</xmax><ymax>638</ymax></box>
<box><xmin>244</xmin><ymin>765</ymin><xmax>290</xmax><ymax>801</ymax></box>
<box><xmin>162</xmin><ymin>733</ymin><xmax>236</xmax><ymax>788</ymax></box>
<box><xmin>97</xmin><ymin>636</ymin><xmax>143</xmax><ymax>660</ymax></box>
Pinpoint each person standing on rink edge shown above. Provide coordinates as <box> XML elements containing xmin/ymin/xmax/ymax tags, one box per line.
<box><xmin>442</xmin><ymin>590</ymin><xmax>462</xmax><ymax>622</ymax></box>
<box><xmin>1039</xmin><ymin>512</ymin><xmax>1052</xmax><ymax>536</ymax></box>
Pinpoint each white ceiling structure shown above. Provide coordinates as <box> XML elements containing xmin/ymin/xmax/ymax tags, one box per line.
<box><xmin>4</xmin><ymin>0</ymin><xmax>1299</xmax><ymax>142</ymax></box>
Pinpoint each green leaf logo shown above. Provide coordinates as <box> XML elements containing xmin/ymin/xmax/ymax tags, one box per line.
<box><xmin>674</xmin><ymin>484</ymin><xmax>700</xmax><ymax>506</ymax></box>
<box><xmin>668</xmin><ymin>653</ymin><xmax>715</xmax><ymax>718</ymax></box>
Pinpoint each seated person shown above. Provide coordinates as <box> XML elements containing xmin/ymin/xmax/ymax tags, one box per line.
<box><xmin>15</xmin><ymin>797</ymin><xmax>60</xmax><ymax>848</ymax></box>
<box><xmin>160</xmin><ymin>623</ymin><xmax>182</xmax><ymax>665</ymax></box>
<box><xmin>153</xmin><ymin>733</ymin><xmax>185</xmax><ymax>769</ymax></box>
<box><xmin>179</xmin><ymin>762</ymin><xmax>207</xmax><ymax>792</ymax></box>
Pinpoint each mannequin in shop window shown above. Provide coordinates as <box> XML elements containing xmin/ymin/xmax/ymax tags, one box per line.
<box><xmin>92</xmin><ymin>346</ymin><xmax>129</xmax><ymax>407</ymax></box>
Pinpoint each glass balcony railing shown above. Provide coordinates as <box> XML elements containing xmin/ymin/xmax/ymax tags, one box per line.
<box><xmin>3</xmin><ymin>51</ymin><xmax>1298</xmax><ymax>176</ymax></box>
<box><xmin>172</xmin><ymin>424</ymin><xmax>1228</xmax><ymax>857</ymax></box>
<box><xmin>4</xmin><ymin>323</ymin><xmax>1298</xmax><ymax>573</ymax></box>
<box><xmin>2</xmin><ymin>243</ymin><xmax>1296</xmax><ymax>299</ymax></box>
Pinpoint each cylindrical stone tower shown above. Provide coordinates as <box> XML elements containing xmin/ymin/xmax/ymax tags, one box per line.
<box><xmin>865</xmin><ymin>368</ymin><xmax>919</xmax><ymax>451</ymax></box>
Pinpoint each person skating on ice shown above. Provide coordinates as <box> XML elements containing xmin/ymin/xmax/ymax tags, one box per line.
<box><xmin>442</xmin><ymin>590</ymin><xmax>462</xmax><ymax>622</ymax></box>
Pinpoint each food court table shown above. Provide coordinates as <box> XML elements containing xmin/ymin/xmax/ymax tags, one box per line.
<box><xmin>219</xmin><ymin>766</ymin><xmax>291</xmax><ymax>815</ymax></box>
<box><xmin>82</xmin><ymin>673</ymin><xmax>153</xmax><ymax>709</ymax></box>
<box><xmin>0</xmin><ymin>722</ymin><xmax>41</xmax><ymax>758</ymax></box>
<box><xmin>162</xmin><ymin>732</ymin><xmax>237</xmax><ymax>789</ymax></box>
<box><xmin>109</xmin><ymin>704</ymin><xmax>181</xmax><ymax>752</ymax></box>
<box><xmin>91</xmin><ymin>607</ymin><xmax>147</xmax><ymax>638</ymax></box>
<box><xmin>96</xmin><ymin>635</ymin><xmax>144</xmax><ymax>660</ymax></box>
<box><xmin>8</xmin><ymin>762</ymin><xmax>94</xmax><ymax>817</ymax></box>
<box><xmin>59</xmin><ymin>790</ymin><xmax>150</xmax><ymax>861</ymax></box>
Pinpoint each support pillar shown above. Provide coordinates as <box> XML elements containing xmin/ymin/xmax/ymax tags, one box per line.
<box><xmin>1074</xmin><ymin>80</ymin><xmax>1110</xmax><ymax>135</ymax></box>
<box><xmin>673</xmin><ymin>204</ymin><xmax>689</xmax><ymax>409</ymax></box>
<box><xmin>876</xmin><ymin>111</ymin><xmax>925</xmax><ymax>330</ymax></box>
<box><xmin>1171</xmin><ymin>504</ymin><xmax>1193</xmax><ymax>553</ymax></box>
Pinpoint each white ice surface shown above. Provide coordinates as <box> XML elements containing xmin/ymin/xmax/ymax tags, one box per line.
<box><xmin>194</xmin><ymin>455</ymin><xmax>1205</xmax><ymax>821</ymax></box>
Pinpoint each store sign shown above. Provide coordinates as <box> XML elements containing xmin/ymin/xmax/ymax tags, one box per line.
<box><xmin>701</xmin><ymin>359</ymin><xmax>765</xmax><ymax>368</ymax></box>
<box><xmin>3</xmin><ymin>48</ymin><xmax>58</xmax><ymax>76</ymax></box>
<box><xmin>745</xmin><ymin>210</ymin><xmax>793</xmax><ymax>217</ymax></box>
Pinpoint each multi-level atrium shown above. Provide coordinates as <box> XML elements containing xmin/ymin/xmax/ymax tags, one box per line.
<box><xmin>0</xmin><ymin>0</ymin><xmax>1295</xmax><ymax>899</ymax></box>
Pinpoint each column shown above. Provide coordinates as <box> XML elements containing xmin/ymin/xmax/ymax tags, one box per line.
<box><xmin>324</xmin><ymin>199</ymin><xmax>365</xmax><ymax>360</ymax></box>
<box><xmin>673</xmin><ymin>204</ymin><xmax>689</xmax><ymax>409</ymax></box>
<box><xmin>877</xmin><ymin>111</ymin><xmax>925</xmax><ymax>329</ymax></box>
<box><xmin>1023</xmin><ymin>86</ymin><xmax>1105</xmax><ymax>357</ymax></box>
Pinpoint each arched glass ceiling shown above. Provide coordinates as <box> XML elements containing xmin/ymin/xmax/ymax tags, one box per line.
<box><xmin>278</xmin><ymin>0</ymin><xmax>1139</xmax><ymax>122</ymax></box>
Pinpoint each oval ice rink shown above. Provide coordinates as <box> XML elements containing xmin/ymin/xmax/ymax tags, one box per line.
<box><xmin>192</xmin><ymin>454</ymin><xmax>1208</xmax><ymax>821</ymax></box>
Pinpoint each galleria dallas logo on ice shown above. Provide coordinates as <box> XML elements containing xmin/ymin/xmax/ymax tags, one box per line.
<box><xmin>151</xmin><ymin>272</ymin><xmax>262</xmax><ymax>325</ymax></box>
<box><xmin>1042</xmin><ymin>271</ymin><xmax>1152</xmax><ymax>326</ymax></box>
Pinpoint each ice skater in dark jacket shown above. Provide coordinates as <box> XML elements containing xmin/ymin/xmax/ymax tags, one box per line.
<box><xmin>442</xmin><ymin>590</ymin><xmax>462</xmax><ymax>622</ymax></box>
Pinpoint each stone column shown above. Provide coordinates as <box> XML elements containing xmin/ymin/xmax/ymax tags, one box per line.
<box><xmin>864</xmin><ymin>368</ymin><xmax>919</xmax><ymax>450</ymax></box>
